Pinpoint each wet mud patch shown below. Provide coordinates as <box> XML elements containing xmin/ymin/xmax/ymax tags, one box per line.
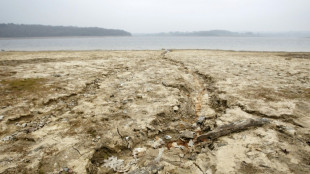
<box><xmin>0</xmin><ymin>58</ymin><xmax>58</xmax><ymax>66</ymax></box>
<box><xmin>279</xmin><ymin>53</ymin><xmax>310</xmax><ymax>59</ymax></box>
<box><xmin>242</xmin><ymin>87</ymin><xmax>310</xmax><ymax>101</ymax></box>
<box><xmin>0</xmin><ymin>78</ymin><xmax>54</xmax><ymax>106</ymax></box>
<box><xmin>90</xmin><ymin>147</ymin><xmax>118</xmax><ymax>166</ymax></box>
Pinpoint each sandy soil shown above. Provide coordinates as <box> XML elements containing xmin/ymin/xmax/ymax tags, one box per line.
<box><xmin>0</xmin><ymin>50</ymin><xmax>309</xmax><ymax>174</ymax></box>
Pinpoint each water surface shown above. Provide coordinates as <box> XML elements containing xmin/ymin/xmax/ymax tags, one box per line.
<box><xmin>0</xmin><ymin>36</ymin><xmax>309</xmax><ymax>52</ymax></box>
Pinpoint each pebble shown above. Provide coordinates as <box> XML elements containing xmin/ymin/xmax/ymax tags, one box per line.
<box><xmin>0</xmin><ymin>115</ymin><xmax>3</xmax><ymax>121</ymax></box>
<box><xmin>132</xmin><ymin>147</ymin><xmax>146</xmax><ymax>158</ymax></box>
<box><xmin>197</xmin><ymin>116</ymin><xmax>206</xmax><ymax>124</ymax></box>
<box><xmin>136</xmin><ymin>94</ymin><xmax>143</xmax><ymax>99</ymax></box>
<box><xmin>164</xmin><ymin>135</ymin><xmax>172</xmax><ymax>140</ymax></box>
<box><xmin>63</xmin><ymin>167</ymin><xmax>69</xmax><ymax>172</ymax></box>
<box><xmin>1</xmin><ymin>135</ymin><xmax>14</xmax><ymax>142</ymax></box>
<box><xmin>152</xmin><ymin>138</ymin><xmax>164</xmax><ymax>149</ymax></box>
<box><xmin>173</xmin><ymin>106</ymin><xmax>179</xmax><ymax>111</ymax></box>
<box><xmin>179</xmin><ymin>153</ymin><xmax>185</xmax><ymax>158</ymax></box>
<box><xmin>172</xmin><ymin>142</ymin><xmax>185</xmax><ymax>150</ymax></box>
<box><xmin>53</xmin><ymin>74</ymin><xmax>61</xmax><ymax>77</ymax></box>
<box><xmin>22</xmin><ymin>123</ymin><xmax>27</xmax><ymax>128</ymax></box>
<box><xmin>181</xmin><ymin>130</ymin><xmax>195</xmax><ymax>139</ymax></box>
<box><xmin>188</xmin><ymin>140</ymin><xmax>194</xmax><ymax>147</ymax></box>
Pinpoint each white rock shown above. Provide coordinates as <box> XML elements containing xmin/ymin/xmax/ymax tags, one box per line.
<box><xmin>173</xmin><ymin>106</ymin><xmax>179</xmax><ymax>111</ymax></box>
<box><xmin>2</xmin><ymin>136</ymin><xmax>13</xmax><ymax>142</ymax></box>
<box><xmin>136</xmin><ymin>94</ymin><xmax>143</xmax><ymax>98</ymax></box>
<box><xmin>172</xmin><ymin>142</ymin><xmax>185</xmax><ymax>150</ymax></box>
<box><xmin>164</xmin><ymin>135</ymin><xmax>172</xmax><ymax>140</ymax></box>
<box><xmin>22</xmin><ymin>123</ymin><xmax>27</xmax><ymax>128</ymax></box>
<box><xmin>188</xmin><ymin>140</ymin><xmax>194</xmax><ymax>147</ymax></box>
<box><xmin>0</xmin><ymin>115</ymin><xmax>3</xmax><ymax>121</ymax></box>
<box><xmin>133</xmin><ymin>147</ymin><xmax>146</xmax><ymax>158</ymax></box>
<box><xmin>152</xmin><ymin>138</ymin><xmax>164</xmax><ymax>149</ymax></box>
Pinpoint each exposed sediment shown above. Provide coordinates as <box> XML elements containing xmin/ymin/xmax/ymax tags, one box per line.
<box><xmin>0</xmin><ymin>50</ymin><xmax>309</xmax><ymax>174</ymax></box>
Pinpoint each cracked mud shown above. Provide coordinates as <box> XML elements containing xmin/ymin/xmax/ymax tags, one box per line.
<box><xmin>0</xmin><ymin>50</ymin><xmax>310</xmax><ymax>174</ymax></box>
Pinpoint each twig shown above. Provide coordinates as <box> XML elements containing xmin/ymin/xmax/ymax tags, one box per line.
<box><xmin>72</xmin><ymin>146</ymin><xmax>82</xmax><ymax>156</ymax></box>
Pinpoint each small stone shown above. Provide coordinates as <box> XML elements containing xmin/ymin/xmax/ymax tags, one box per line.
<box><xmin>0</xmin><ymin>115</ymin><xmax>3</xmax><ymax>121</ymax></box>
<box><xmin>152</xmin><ymin>138</ymin><xmax>164</xmax><ymax>149</ymax></box>
<box><xmin>179</xmin><ymin>153</ymin><xmax>185</xmax><ymax>158</ymax></box>
<box><xmin>1</xmin><ymin>135</ymin><xmax>13</xmax><ymax>142</ymax></box>
<box><xmin>136</xmin><ymin>94</ymin><xmax>143</xmax><ymax>99</ymax></box>
<box><xmin>96</xmin><ymin>135</ymin><xmax>101</xmax><ymax>139</ymax></box>
<box><xmin>53</xmin><ymin>74</ymin><xmax>61</xmax><ymax>77</ymax></box>
<box><xmin>217</xmin><ymin>142</ymin><xmax>228</xmax><ymax>147</ymax></box>
<box><xmin>173</xmin><ymin>106</ymin><xmax>179</xmax><ymax>111</ymax></box>
<box><xmin>181</xmin><ymin>130</ymin><xmax>195</xmax><ymax>139</ymax></box>
<box><xmin>22</xmin><ymin>123</ymin><xmax>27</xmax><ymax>128</ymax></box>
<box><xmin>172</xmin><ymin>142</ymin><xmax>185</xmax><ymax>150</ymax></box>
<box><xmin>146</xmin><ymin>88</ymin><xmax>153</xmax><ymax>92</ymax></box>
<box><xmin>197</xmin><ymin>116</ymin><xmax>206</xmax><ymax>124</ymax></box>
<box><xmin>164</xmin><ymin>135</ymin><xmax>172</xmax><ymax>140</ymax></box>
<box><xmin>63</xmin><ymin>167</ymin><xmax>69</xmax><ymax>172</ymax></box>
<box><xmin>132</xmin><ymin>147</ymin><xmax>146</xmax><ymax>158</ymax></box>
<box><xmin>188</xmin><ymin>140</ymin><xmax>194</xmax><ymax>147</ymax></box>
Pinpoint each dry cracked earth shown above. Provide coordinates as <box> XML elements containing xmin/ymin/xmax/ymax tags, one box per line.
<box><xmin>0</xmin><ymin>50</ymin><xmax>309</xmax><ymax>174</ymax></box>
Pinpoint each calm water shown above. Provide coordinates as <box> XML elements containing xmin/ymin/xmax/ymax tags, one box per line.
<box><xmin>0</xmin><ymin>36</ymin><xmax>309</xmax><ymax>52</ymax></box>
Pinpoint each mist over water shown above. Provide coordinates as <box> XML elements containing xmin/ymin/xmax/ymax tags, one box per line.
<box><xmin>1</xmin><ymin>36</ymin><xmax>310</xmax><ymax>52</ymax></box>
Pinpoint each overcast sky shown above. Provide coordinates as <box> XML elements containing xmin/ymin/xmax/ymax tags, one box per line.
<box><xmin>0</xmin><ymin>0</ymin><xmax>309</xmax><ymax>33</ymax></box>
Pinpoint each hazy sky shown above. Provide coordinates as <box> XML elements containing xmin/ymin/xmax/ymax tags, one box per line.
<box><xmin>0</xmin><ymin>0</ymin><xmax>310</xmax><ymax>33</ymax></box>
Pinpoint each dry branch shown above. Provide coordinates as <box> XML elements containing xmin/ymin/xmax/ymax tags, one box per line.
<box><xmin>197</xmin><ymin>118</ymin><xmax>270</xmax><ymax>142</ymax></box>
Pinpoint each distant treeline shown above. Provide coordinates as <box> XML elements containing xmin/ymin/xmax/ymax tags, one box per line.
<box><xmin>0</xmin><ymin>23</ymin><xmax>131</xmax><ymax>37</ymax></box>
<box><xmin>137</xmin><ymin>30</ymin><xmax>310</xmax><ymax>37</ymax></box>
<box><xmin>141</xmin><ymin>30</ymin><xmax>257</xmax><ymax>37</ymax></box>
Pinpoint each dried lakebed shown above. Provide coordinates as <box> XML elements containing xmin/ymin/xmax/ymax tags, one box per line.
<box><xmin>0</xmin><ymin>50</ymin><xmax>309</xmax><ymax>174</ymax></box>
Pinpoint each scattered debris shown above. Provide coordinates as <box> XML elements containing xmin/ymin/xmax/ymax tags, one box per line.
<box><xmin>103</xmin><ymin>156</ymin><xmax>125</xmax><ymax>172</ymax></box>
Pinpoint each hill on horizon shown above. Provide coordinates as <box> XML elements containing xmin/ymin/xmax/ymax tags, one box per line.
<box><xmin>0</xmin><ymin>23</ymin><xmax>131</xmax><ymax>37</ymax></box>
